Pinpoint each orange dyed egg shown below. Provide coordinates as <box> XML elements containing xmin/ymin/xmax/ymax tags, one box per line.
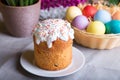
<box><xmin>112</xmin><ymin>11</ymin><xmax>120</xmax><ymax>20</ymax></box>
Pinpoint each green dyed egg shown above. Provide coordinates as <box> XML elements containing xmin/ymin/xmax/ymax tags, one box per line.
<box><xmin>105</xmin><ymin>22</ymin><xmax>111</xmax><ymax>34</ymax></box>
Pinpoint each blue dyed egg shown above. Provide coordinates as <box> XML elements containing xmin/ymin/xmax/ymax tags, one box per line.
<box><xmin>105</xmin><ymin>20</ymin><xmax>120</xmax><ymax>34</ymax></box>
<box><xmin>94</xmin><ymin>10</ymin><xmax>112</xmax><ymax>24</ymax></box>
<box><xmin>110</xmin><ymin>20</ymin><xmax>120</xmax><ymax>34</ymax></box>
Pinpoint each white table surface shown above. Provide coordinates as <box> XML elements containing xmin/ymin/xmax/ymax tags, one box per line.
<box><xmin>0</xmin><ymin>15</ymin><xmax>120</xmax><ymax>80</ymax></box>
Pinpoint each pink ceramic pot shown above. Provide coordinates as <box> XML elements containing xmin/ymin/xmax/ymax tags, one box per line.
<box><xmin>0</xmin><ymin>0</ymin><xmax>40</xmax><ymax>37</ymax></box>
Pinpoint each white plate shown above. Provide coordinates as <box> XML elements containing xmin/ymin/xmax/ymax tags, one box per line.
<box><xmin>20</xmin><ymin>47</ymin><xmax>85</xmax><ymax>77</ymax></box>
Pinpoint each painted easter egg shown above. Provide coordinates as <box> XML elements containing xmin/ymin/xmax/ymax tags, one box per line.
<box><xmin>72</xmin><ymin>15</ymin><xmax>89</xmax><ymax>30</ymax></box>
<box><xmin>86</xmin><ymin>21</ymin><xmax>105</xmax><ymax>35</ymax></box>
<box><xmin>105</xmin><ymin>22</ymin><xmax>111</xmax><ymax>34</ymax></box>
<box><xmin>110</xmin><ymin>20</ymin><xmax>120</xmax><ymax>33</ymax></box>
<box><xmin>82</xmin><ymin>5</ymin><xmax>97</xmax><ymax>18</ymax></box>
<box><xmin>65</xmin><ymin>6</ymin><xmax>82</xmax><ymax>22</ymax></box>
<box><xmin>112</xmin><ymin>11</ymin><xmax>120</xmax><ymax>20</ymax></box>
<box><xmin>94</xmin><ymin>10</ymin><xmax>112</xmax><ymax>23</ymax></box>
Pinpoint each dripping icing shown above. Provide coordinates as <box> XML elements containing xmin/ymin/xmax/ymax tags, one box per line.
<box><xmin>33</xmin><ymin>19</ymin><xmax>74</xmax><ymax>48</ymax></box>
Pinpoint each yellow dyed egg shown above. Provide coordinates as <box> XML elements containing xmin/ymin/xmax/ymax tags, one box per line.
<box><xmin>86</xmin><ymin>21</ymin><xmax>105</xmax><ymax>35</ymax></box>
<box><xmin>112</xmin><ymin>11</ymin><xmax>120</xmax><ymax>20</ymax></box>
<box><xmin>65</xmin><ymin>6</ymin><xmax>82</xmax><ymax>22</ymax></box>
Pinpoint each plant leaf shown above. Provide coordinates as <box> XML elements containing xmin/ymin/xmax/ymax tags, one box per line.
<box><xmin>24</xmin><ymin>0</ymin><xmax>29</xmax><ymax>6</ymax></box>
<box><xmin>6</xmin><ymin>0</ymin><xmax>16</xmax><ymax>6</ymax></box>
<box><xmin>15</xmin><ymin>0</ymin><xmax>19</xmax><ymax>6</ymax></box>
<box><xmin>29</xmin><ymin>0</ymin><xmax>34</xmax><ymax>5</ymax></box>
<box><xmin>109</xmin><ymin>0</ymin><xmax>119</xmax><ymax>5</ymax></box>
<box><xmin>34</xmin><ymin>0</ymin><xmax>38</xmax><ymax>3</ymax></box>
<box><xmin>19</xmin><ymin>0</ymin><xmax>24</xmax><ymax>6</ymax></box>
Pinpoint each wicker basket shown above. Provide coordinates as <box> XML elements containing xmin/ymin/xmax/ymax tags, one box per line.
<box><xmin>73</xmin><ymin>27</ymin><xmax>120</xmax><ymax>49</ymax></box>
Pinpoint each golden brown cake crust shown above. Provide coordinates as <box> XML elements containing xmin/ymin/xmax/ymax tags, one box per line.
<box><xmin>33</xmin><ymin>36</ymin><xmax>73</xmax><ymax>70</ymax></box>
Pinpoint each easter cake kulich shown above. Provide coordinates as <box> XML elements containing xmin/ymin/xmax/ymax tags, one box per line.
<box><xmin>66</xmin><ymin>2</ymin><xmax>120</xmax><ymax>49</ymax></box>
<box><xmin>33</xmin><ymin>19</ymin><xmax>74</xmax><ymax>70</ymax></box>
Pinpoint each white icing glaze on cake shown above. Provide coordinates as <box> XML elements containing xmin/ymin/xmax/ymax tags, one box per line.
<box><xmin>33</xmin><ymin>19</ymin><xmax>74</xmax><ymax>48</ymax></box>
